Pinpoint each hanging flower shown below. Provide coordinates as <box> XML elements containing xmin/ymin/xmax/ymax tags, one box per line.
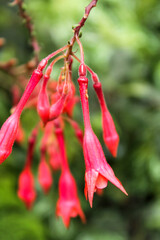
<box><xmin>18</xmin><ymin>166</ymin><xmax>36</xmax><ymax>209</ymax></box>
<box><xmin>56</xmin><ymin>169</ymin><xmax>86</xmax><ymax>228</ymax></box>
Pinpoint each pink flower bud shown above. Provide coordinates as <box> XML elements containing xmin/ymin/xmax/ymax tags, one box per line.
<box><xmin>0</xmin><ymin>112</ymin><xmax>19</xmax><ymax>164</ymax></box>
<box><xmin>38</xmin><ymin>148</ymin><xmax>53</xmax><ymax>194</ymax></box>
<box><xmin>18</xmin><ymin>167</ymin><xmax>36</xmax><ymax>209</ymax></box>
<box><xmin>56</xmin><ymin>169</ymin><xmax>86</xmax><ymax>228</ymax></box>
<box><xmin>37</xmin><ymin>76</ymin><xmax>50</xmax><ymax>125</ymax></box>
<box><xmin>93</xmin><ymin>81</ymin><xmax>119</xmax><ymax>157</ymax></box>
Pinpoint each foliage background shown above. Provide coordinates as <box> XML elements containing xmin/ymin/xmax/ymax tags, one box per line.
<box><xmin>0</xmin><ymin>0</ymin><xmax>160</xmax><ymax>239</ymax></box>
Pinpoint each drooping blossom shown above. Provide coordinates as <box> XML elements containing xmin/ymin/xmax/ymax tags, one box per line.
<box><xmin>37</xmin><ymin>75</ymin><xmax>50</xmax><ymax>124</ymax></box>
<box><xmin>38</xmin><ymin>146</ymin><xmax>53</xmax><ymax>194</ymax></box>
<box><xmin>18</xmin><ymin>127</ymin><xmax>38</xmax><ymax>209</ymax></box>
<box><xmin>18</xmin><ymin>166</ymin><xmax>36</xmax><ymax>209</ymax></box>
<box><xmin>78</xmin><ymin>64</ymin><xmax>127</xmax><ymax>207</ymax></box>
<box><xmin>56</xmin><ymin>169</ymin><xmax>86</xmax><ymax>228</ymax></box>
<box><xmin>93</xmin><ymin>75</ymin><xmax>119</xmax><ymax>157</ymax></box>
<box><xmin>55</xmin><ymin>125</ymin><xmax>85</xmax><ymax>227</ymax></box>
<box><xmin>0</xmin><ymin>59</ymin><xmax>47</xmax><ymax>163</ymax></box>
<box><xmin>0</xmin><ymin>112</ymin><xmax>20</xmax><ymax>164</ymax></box>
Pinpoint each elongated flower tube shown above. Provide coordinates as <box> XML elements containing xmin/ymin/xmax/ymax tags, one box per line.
<box><xmin>0</xmin><ymin>59</ymin><xmax>47</xmax><ymax>163</ymax></box>
<box><xmin>92</xmin><ymin>74</ymin><xmax>119</xmax><ymax>157</ymax></box>
<box><xmin>78</xmin><ymin>64</ymin><xmax>127</xmax><ymax>207</ymax></box>
<box><xmin>55</xmin><ymin>126</ymin><xmax>85</xmax><ymax>227</ymax></box>
<box><xmin>56</xmin><ymin>170</ymin><xmax>86</xmax><ymax>228</ymax></box>
<box><xmin>0</xmin><ymin>112</ymin><xmax>19</xmax><ymax>164</ymax></box>
<box><xmin>37</xmin><ymin>75</ymin><xmax>50</xmax><ymax>125</ymax></box>
<box><xmin>18</xmin><ymin>167</ymin><xmax>36</xmax><ymax>209</ymax></box>
<box><xmin>18</xmin><ymin>128</ymin><xmax>37</xmax><ymax>209</ymax></box>
<box><xmin>38</xmin><ymin>146</ymin><xmax>53</xmax><ymax>194</ymax></box>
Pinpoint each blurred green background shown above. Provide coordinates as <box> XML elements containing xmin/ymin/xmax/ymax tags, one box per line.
<box><xmin>0</xmin><ymin>0</ymin><xmax>160</xmax><ymax>239</ymax></box>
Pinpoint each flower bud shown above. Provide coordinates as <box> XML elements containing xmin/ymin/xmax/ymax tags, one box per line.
<box><xmin>18</xmin><ymin>167</ymin><xmax>36</xmax><ymax>209</ymax></box>
<box><xmin>0</xmin><ymin>112</ymin><xmax>20</xmax><ymax>164</ymax></box>
<box><xmin>93</xmin><ymin>82</ymin><xmax>119</xmax><ymax>157</ymax></box>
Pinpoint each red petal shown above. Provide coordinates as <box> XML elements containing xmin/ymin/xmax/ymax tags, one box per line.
<box><xmin>85</xmin><ymin>170</ymin><xmax>98</xmax><ymax>208</ymax></box>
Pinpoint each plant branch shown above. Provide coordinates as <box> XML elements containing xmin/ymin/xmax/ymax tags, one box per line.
<box><xmin>12</xmin><ymin>0</ymin><xmax>40</xmax><ymax>65</ymax></box>
<box><xmin>65</xmin><ymin>0</ymin><xmax>98</xmax><ymax>59</ymax></box>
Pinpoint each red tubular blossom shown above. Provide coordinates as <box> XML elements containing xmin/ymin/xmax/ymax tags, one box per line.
<box><xmin>18</xmin><ymin>167</ymin><xmax>36</xmax><ymax>209</ymax></box>
<box><xmin>17</xmin><ymin>127</ymin><xmax>37</xmax><ymax>209</ymax></box>
<box><xmin>93</xmin><ymin>79</ymin><xmax>119</xmax><ymax>157</ymax></box>
<box><xmin>78</xmin><ymin>65</ymin><xmax>127</xmax><ymax>207</ymax></box>
<box><xmin>55</xmin><ymin>126</ymin><xmax>85</xmax><ymax>227</ymax></box>
<box><xmin>0</xmin><ymin>112</ymin><xmax>20</xmax><ymax>164</ymax></box>
<box><xmin>0</xmin><ymin>59</ymin><xmax>47</xmax><ymax>163</ymax></box>
<box><xmin>38</xmin><ymin>147</ymin><xmax>53</xmax><ymax>194</ymax></box>
<box><xmin>37</xmin><ymin>75</ymin><xmax>50</xmax><ymax>124</ymax></box>
<box><xmin>56</xmin><ymin>170</ymin><xmax>86</xmax><ymax>228</ymax></box>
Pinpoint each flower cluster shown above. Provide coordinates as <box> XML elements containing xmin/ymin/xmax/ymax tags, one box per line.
<box><xmin>0</xmin><ymin>0</ymin><xmax>127</xmax><ymax>228</ymax></box>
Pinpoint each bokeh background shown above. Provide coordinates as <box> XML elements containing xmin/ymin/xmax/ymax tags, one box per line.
<box><xmin>0</xmin><ymin>0</ymin><xmax>160</xmax><ymax>239</ymax></box>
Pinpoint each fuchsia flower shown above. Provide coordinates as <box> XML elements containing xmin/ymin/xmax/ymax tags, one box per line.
<box><xmin>18</xmin><ymin>166</ymin><xmax>36</xmax><ymax>209</ymax></box>
<box><xmin>18</xmin><ymin>127</ymin><xmax>37</xmax><ymax>209</ymax></box>
<box><xmin>37</xmin><ymin>75</ymin><xmax>50</xmax><ymax>125</ymax></box>
<box><xmin>55</xmin><ymin>126</ymin><xmax>85</xmax><ymax>227</ymax></box>
<box><xmin>93</xmin><ymin>76</ymin><xmax>119</xmax><ymax>157</ymax></box>
<box><xmin>78</xmin><ymin>64</ymin><xmax>127</xmax><ymax>207</ymax></box>
<box><xmin>0</xmin><ymin>59</ymin><xmax>46</xmax><ymax>164</ymax></box>
<box><xmin>0</xmin><ymin>112</ymin><xmax>20</xmax><ymax>164</ymax></box>
<box><xmin>56</xmin><ymin>169</ymin><xmax>86</xmax><ymax>228</ymax></box>
<box><xmin>38</xmin><ymin>147</ymin><xmax>53</xmax><ymax>194</ymax></box>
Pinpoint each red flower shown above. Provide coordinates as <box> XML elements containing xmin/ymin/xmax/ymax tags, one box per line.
<box><xmin>55</xmin><ymin>125</ymin><xmax>85</xmax><ymax>227</ymax></box>
<box><xmin>93</xmin><ymin>80</ymin><xmax>119</xmax><ymax>157</ymax></box>
<box><xmin>18</xmin><ymin>127</ymin><xmax>38</xmax><ymax>209</ymax></box>
<box><xmin>18</xmin><ymin>166</ymin><xmax>36</xmax><ymax>209</ymax></box>
<box><xmin>78</xmin><ymin>66</ymin><xmax>127</xmax><ymax>207</ymax></box>
<box><xmin>37</xmin><ymin>75</ymin><xmax>50</xmax><ymax>125</ymax></box>
<box><xmin>83</xmin><ymin>127</ymin><xmax>127</xmax><ymax>207</ymax></box>
<box><xmin>0</xmin><ymin>112</ymin><xmax>19</xmax><ymax>164</ymax></box>
<box><xmin>38</xmin><ymin>149</ymin><xmax>53</xmax><ymax>194</ymax></box>
<box><xmin>56</xmin><ymin>169</ymin><xmax>86</xmax><ymax>228</ymax></box>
